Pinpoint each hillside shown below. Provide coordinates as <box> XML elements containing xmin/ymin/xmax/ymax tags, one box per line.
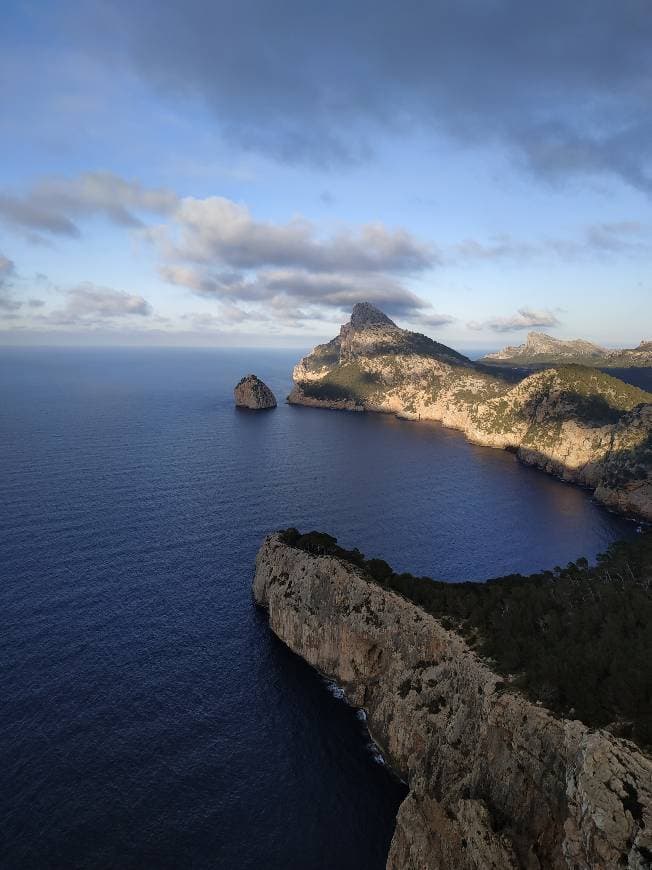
<box><xmin>288</xmin><ymin>303</ymin><xmax>652</xmax><ymax>519</ymax></box>
<box><xmin>481</xmin><ymin>332</ymin><xmax>652</xmax><ymax>369</ymax></box>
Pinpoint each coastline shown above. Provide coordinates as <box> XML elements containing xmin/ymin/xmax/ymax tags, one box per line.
<box><xmin>287</xmin><ymin>384</ymin><xmax>652</xmax><ymax>522</ymax></box>
<box><xmin>254</xmin><ymin>532</ymin><xmax>652</xmax><ymax>869</ymax></box>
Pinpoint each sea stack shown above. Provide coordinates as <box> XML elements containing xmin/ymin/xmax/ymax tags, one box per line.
<box><xmin>234</xmin><ymin>374</ymin><xmax>277</xmax><ymax>410</ymax></box>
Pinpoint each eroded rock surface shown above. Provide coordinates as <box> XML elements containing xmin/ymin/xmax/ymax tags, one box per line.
<box><xmin>234</xmin><ymin>374</ymin><xmax>277</xmax><ymax>409</ymax></box>
<box><xmin>253</xmin><ymin>534</ymin><xmax>652</xmax><ymax>870</ymax></box>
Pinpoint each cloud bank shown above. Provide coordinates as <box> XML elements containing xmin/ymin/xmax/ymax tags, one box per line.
<box><xmin>150</xmin><ymin>193</ymin><xmax>445</xmax><ymax>325</ymax></box>
<box><xmin>5</xmin><ymin>171</ymin><xmax>644</xmax><ymax>337</ymax></box>
<box><xmin>469</xmin><ymin>308</ymin><xmax>561</xmax><ymax>333</ymax></box>
<box><xmin>94</xmin><ymin>0</ymin><xmax>652</xmax><ymax>193</ymax></box>
<box><xmin>0</xmin><ymin>254</ymin><xmax>20</xmax><ymax>311</ymax></box>
<box><xmin>0</xmin><ymin>172</ymin><xmax>177</xmax><ymax>241</ymax></box>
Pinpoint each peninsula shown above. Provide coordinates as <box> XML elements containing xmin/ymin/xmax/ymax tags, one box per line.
<box><xmin>254</xmin><ymin>529</ymin><xmax>652</xmax><ymax>869</ymax></box>
<box><xmin>288</xmin><ymin>303</ymin><xmax>652</xmax><ymax>520</ymax></box>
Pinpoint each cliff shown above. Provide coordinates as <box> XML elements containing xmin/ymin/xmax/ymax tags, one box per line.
<box><xmin>288</xmin><ymin>304</ymin><xmax>652</xmax><ymax>520</ymax></box>
<box><xmin>481</xmin><ymin>333</ymin><xmax>652</xmax><ymax>369</ymax></box>
<box><xmin>254</xmin><ymin>533</ymin><xmax>652</xmax><ymax>869</ymax></box>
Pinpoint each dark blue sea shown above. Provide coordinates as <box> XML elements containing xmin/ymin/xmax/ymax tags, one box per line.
<box><xmin>0</xmin><ymin>349</ymin><xmax>639</xmax><ymax>869</ymax></box>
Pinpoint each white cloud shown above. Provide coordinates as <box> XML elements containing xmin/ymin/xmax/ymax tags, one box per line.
<box><xmin>0</xmin><ymin>172</ymin><xmax>177</xmax><ymax>239</ymax></box>
<box><xmin>46</xmin><ymin>283</ymin><xmax>153</xmax><ymax>324</ymax></box>
<box><xmin>159</xmin><ymin>195</ymin><xmax>434</xmax><ymax>273</ymax></box>
<box><xmin>468</xmin><ymin>307</ymin><xmax>561</xmax><ymax>333</ymax></box>
<box><xmin>160</xmin><ymin>263</ymin><xmax>431</xmax><ymax>318</ymax></box>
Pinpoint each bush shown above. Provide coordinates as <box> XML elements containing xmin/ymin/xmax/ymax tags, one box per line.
<box><xmin>365</xmin><ymin>558</ymin><xmax>393</xmax><ymax>583</ymax></box>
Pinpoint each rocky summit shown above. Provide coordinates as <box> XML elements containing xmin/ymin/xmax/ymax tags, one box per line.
<box><xmin>349</xmin><ymin>300</ymin><xmax>398</xmax><ymax>329</ymax></box>
<box><xmin>233</xmin><ymin>374</ymin><xmax>277</xmax><ymax>409</ymax></box>
<box><xmin>288</xmin><ymin>302</ymin><xmax>652</xmax><ymax>520</ymax></box>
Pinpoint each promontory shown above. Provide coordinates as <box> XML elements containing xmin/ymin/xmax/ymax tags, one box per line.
<box><xmin>254</xmin><ymin>529</ymin><xmax>652</xmax><ymax>869</ymax></box>
<box><xmin>288</xmin><ymin>303</ymin><xmax>652</xmax><ymax>520</ymax></box>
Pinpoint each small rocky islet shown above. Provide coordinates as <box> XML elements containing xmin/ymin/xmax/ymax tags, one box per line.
<box><xmin>233</xmin><ymin>374</ymin><xmax>277</xmax><ymax>410</ymax></box>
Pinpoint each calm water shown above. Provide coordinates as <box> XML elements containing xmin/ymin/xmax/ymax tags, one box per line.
<box><xmin>0</xmin><ymin>348</ymin><xmax>638</xmax><ymax>869</ymax></box>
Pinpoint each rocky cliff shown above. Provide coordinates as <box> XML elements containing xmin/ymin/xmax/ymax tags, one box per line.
<box><xmin>481</xmin><ymin>333</ymin><xmax>652</xmax><ymax>368</ymax></box>
<box><xmin>288</xmin><ymin>303</ymin><xmax>652</xmax><ymax>520</ymax></box>
<box><xmin>254</xmin><ymin>533</ymin><xmax>652</xmax><ymax>869</ymax></box>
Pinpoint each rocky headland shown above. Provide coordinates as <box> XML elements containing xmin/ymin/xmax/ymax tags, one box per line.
<box><xmin>288</xmin><ymin>303</ymin><xmax>652</xmax><ymax>520</ymax></box>
<box><xmin>481</xmin><ymin>333</ymin><xmax>652</xmax><ymax>369</ymax></box>
<box><xmin>234</xmin><ymin>374</ymin><xmax>277</xmax><ymax>409</ymax></box>
<box><xmin>254</xmin><ymin>531</ymin><xmax>652</xmax><ymax>869</ymax></box>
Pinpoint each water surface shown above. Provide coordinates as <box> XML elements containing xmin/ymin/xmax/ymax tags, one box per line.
<box><xmin>0</xmin><ymin>348</ymin><xmax>636</xmax><ymax>869</ymax></box>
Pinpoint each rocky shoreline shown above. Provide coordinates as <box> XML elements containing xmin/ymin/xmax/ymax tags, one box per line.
<box><xmin>254</xmin><ymin>533</ymin><xmax>652</xmax><ymax>869</ymax></box>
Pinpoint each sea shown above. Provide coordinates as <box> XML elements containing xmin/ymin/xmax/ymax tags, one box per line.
<box><xmin>0</xmin><ymin>348</ymin><xmax>643</xmax><ymax>869</ymax></box>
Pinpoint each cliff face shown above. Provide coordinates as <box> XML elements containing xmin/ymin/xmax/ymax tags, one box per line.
<box><xmin>254</xmin><ymin>534</ymin><xmax>652</xmax><ymax>869</ymax></box>
<box><xmin>288</xmin><ymin>304</ymin><xmax>652</xmax><ymax>520</ymax></box>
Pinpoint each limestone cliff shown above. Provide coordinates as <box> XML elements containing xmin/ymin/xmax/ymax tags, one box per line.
<box><xmin>288</xmin><ymin>303</ymin><xmax>652</xmax><ymax>520</ymax></box>
<box><xmin>254</xmin><ymin>533</ymin><xmax>652</xmax><ymax>869</ymax></box>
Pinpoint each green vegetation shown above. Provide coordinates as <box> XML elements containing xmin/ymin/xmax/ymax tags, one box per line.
<box><xmin>279</xmin><ymin>528</ymin><xmax>652</xmax><ymax>750</ymax></box>
<box><xmin>553</xmin><ymin>365</ymin><xmax>652</xmax><ymax>413</ymax></box>
<box><xmin>397</xmin><ymin>331</ymin><xmax>470</xmax><ymax>364</ymax></box>
<box><xmin>299</xmin><ymin>362</ymin><xmax>381</xmax><ymax>404</ymax></box>
<box><xmin>604</xmin><ymin>432</ymin><xmax>652</xmax><ymax>487</ymax></box>
<box><xmin>478</xmin><ymin>366</ymin><xmax>652</xmax><ymax>434</ymax></box>
<box><xmin>484</xmin><ymin>354</ymin><xmax>652</xmax><ymax>370</ymax></box>
<box><xmin>302</xmin><ymin>338</ymin><xmax>341</xmax><ymax>372</ymax></box>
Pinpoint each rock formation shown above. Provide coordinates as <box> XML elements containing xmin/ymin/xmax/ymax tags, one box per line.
<box><xmin>288</xmin><ymin>303</ymin><xmax>652</xmax><ymax>520</ymax></box>
<box><xmin>254</xmin><ymin>533</ymin><xmax>652</xmax><ymax>869</ymax></box>
<box><xmin>481</xmin><ymin>332</ymin><xmax>652</xmax><ymax>368</ymax></box>
<box><xmin>234</xmin><ymin>374</ymin><xmax>277</xmax><ymax>409</ymax></box>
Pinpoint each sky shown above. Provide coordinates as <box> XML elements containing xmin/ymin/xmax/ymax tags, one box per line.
<box><xmin>0</xmin><ymin>1</ymin><xmax>650</xmax><ymax>350</ymax></box>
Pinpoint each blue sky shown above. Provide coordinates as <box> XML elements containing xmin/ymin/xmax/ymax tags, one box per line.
<box><xmin>0</xmin><ymin>1</ymin><xmax>650</xmax><ymax>349</ymax></box>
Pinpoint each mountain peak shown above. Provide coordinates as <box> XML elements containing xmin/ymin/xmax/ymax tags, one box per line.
<box><xmin>349</xmin><ymin>302</ymin><xmax>397</xmax><ymax>330</ymax></box>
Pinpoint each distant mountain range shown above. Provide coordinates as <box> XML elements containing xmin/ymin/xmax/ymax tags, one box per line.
<box><xmin>480</xmin><ymin>331</ymin><xmax>652</xmax><ymax>368</ymax></box>
<box><xmin>288</xmin><ymin>303</ymin><xmax>652</xmax><ymax>520</ymax></box>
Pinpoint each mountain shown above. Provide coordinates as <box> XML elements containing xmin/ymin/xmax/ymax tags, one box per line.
<box><xmin>288</xmin><ymin>303</ymin><xmax>652</xmax><ymax>519</ymax></box>
<box><xmin>481</xmin><ymin>331</ymin><xmax>652</xmax><ymax>368</ymax></box>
